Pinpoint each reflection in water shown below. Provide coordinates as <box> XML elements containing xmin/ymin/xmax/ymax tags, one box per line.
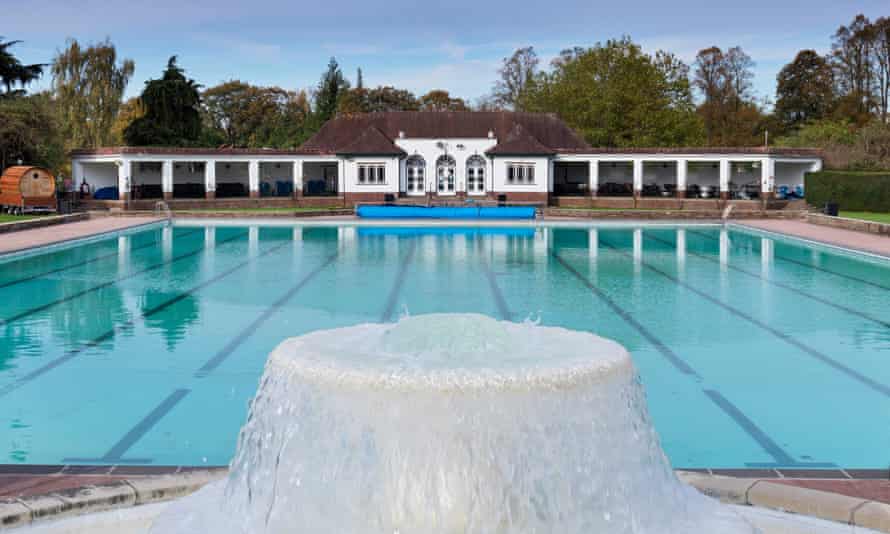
<box><xmin>142</xmin><ymin>289</ymin><xmax>201</xmax><ymax>351</ymax></box>
<box><xmin>676</xmin><ymin>229</ymin><xmax>687</xmax><ymax>280</ymax></box>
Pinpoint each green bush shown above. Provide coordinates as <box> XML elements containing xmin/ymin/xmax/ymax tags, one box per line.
<box><xmin>805</xmin><ymin>171</ymin><xmax>890</xmax><ymax>212</ymax></box>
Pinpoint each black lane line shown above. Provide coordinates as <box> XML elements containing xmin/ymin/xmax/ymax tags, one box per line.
<box><xmin>0</xmin><ymin>239</ymin><xmax>293</xmax><ymax>399</ymax></box>
<box><xmin>0</xmin><ymin>230</ymin><xmax>248</xmax><ymax>327</ymax></box>
<box><xmin>481</xmin><ymin>257</ymin><xmax>512</xmax><ymax>321</ymax></box>
<box><xmin>0</xmin><ymin>228</ymin><xmax>203</xmax><ymax>291</ymax></box>
<box><xmin>598</xmin><ymin>237</ymin><xmax>890</xmax><ymax>399</ymax></box>
<box><xmin>380</xmin><ymin>239</ymin><xmax>417</xmax><ymax>323</ymax></box>
<box><xmin>550</xmin><ymin>250</ymin><xmax>700</xmax><ymax>377</ymax></box>
<box><xmin>63</xmin><ymin>389</ymin><xmax>190</xmax><ymax>464</ymax></box>
<box><xmin>645</xmin><ymin>233</ymin><xmax>890</xmax><ymax>330</ymax></box>
<box><xmin>704</xmin><ymin>390</ymin><xmax>835</xmax><ymax>468</ymax></box>
<box><xmin>688</xmin><ymin>228</ymin><xmax>890</xmax><ymax>292</ymax></box>
<box><xmin>195</xmin><ymin>253</ymin><xmax>338</xmax><ymax>377</ymax></box>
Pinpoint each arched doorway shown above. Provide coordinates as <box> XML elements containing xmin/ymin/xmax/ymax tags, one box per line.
<box><xmin>406</xmin><ymin>156</ymin><xmax>425</xmax><ymax>196</ymax></box>
<box><xmin>466</xmin><ymin>155</ymin><xmax>486</xmax><ymax>195</ymax></box>
<box><xmin>436</xmin><ymin>155</ymin><xmax>456</xmax><ymax>195</ymax></box>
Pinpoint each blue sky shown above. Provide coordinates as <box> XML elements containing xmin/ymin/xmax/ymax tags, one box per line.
<box><xmin>6</xmin><ymin>0</ymin><xmax>887</xmax><ymax>105</ymax></box>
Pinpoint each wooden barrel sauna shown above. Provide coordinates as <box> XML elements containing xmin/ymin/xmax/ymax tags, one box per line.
<box><xmin>0</xmin><ymin>166</ymin><xmax>57</xmax><ymax>214</ymax></box>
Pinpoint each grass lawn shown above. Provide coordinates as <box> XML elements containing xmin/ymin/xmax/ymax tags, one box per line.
<box><xmin>0</xmin><ymin>214</ymin><xmax>39</xmax><ymax>224</ymax></box>
<box><xmin>840</xmin><ymin>211</ymin><xmax>890</xmax><ymax>224</ymax></box>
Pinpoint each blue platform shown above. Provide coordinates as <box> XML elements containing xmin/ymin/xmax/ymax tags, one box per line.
<box><xmin>355</xmin><ymin>205</ymin><xmax>536</xmax><ymax>220</ymax></box>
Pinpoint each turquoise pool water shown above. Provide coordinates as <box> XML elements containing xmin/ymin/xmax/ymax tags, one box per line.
<box><xmin>0</xmin><ymin>222</ymin><xmax>888</xmax><ymax>469</ymax></box>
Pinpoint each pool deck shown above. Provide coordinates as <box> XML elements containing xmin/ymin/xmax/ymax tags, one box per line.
<box><xmin>737</xmin><ymin>219</ymin><xmax>890</xmax><ymax>258</ymax></box>
<box><xmin>0</xmin><ymin>216</ymin><xmax>161</xmax><ymax>256</ymax></box>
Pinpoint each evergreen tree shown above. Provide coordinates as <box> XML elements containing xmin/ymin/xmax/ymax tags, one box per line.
<box><xmin>0</xmin><ymin>38</ymin><xmax>45</xmax><ymax>98</ymax></box>
<box><xmin>313</xmin><ymin>57</ymin><xmax>349</xmax><ymax>124</ymax></box>
<box><xmin>124</xmin><ymin>56</ymin><xmax>202</xmax><ymax>146</ymax></box>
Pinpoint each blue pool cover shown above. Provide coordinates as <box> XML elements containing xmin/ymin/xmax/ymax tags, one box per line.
<box><xmin>356</xmin><ymin>205</ymin><xmax>536</xmax><ymax>219</ymax></box>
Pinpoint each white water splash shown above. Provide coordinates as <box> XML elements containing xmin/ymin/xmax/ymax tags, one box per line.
<box><xmin>151</xmin><ymin>314</ymin><xmax>758</xmax><ymax>533</ymax></box>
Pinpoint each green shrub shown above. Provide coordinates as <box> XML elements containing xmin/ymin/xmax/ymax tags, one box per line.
<box><xmin>805</xmin><ymin>171</ymin><xmax>890</xmax><ymax>212</ymax></box>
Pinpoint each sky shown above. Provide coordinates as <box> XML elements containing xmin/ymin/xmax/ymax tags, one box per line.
<box><xmin>5</xmin><ymin>0</ymin><xmax>888</xmax><ymax>105</ymax></box>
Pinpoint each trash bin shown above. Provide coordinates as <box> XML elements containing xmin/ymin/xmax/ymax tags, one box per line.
<box><xmin>824</xmin><ymin>202</ymin><xmax>839</xmax><ymax>216</ymax></box>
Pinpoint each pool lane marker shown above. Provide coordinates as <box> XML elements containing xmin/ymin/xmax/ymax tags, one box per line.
<box><xmin>0</xmin><ymin>228</ymin><xmax>204</xmax><ymax>291</ymax></box>
<box><xmin>644</xmin><ymin>233</ymin><xmax>890</xmax><ymax>330</ymax></box>
<box><xmin>0</xmin><ymin>229</ymin><xmax>248</xmax><ymax>327</ymax></box>
<box><xmin>597</xmin><ymin>236</ymin><xmax>890</xmax><ymax>399</ymax></box>
<box><xmin>687</xmin><ymin>228</ymin><xmax>890</xmax><ymax>293</ymax></box>
<box><xmin>63</xmin><ymin>389</ymin><xmax>190</xmax><ymax>464</ymax></box>
<box><xmin>550</xmin><ymin>250</ymin><xmax>700</xmax><ymax>378</ymax></box>
<box><xmin>703</xmin><ymin>390</ymin><xmax>835</xmax><ymax>468</ymax></box>
<box><xmin>554</xmin><ymin>247</ymin><xmax>837</xmax><ymax>468</ymax></box>
<box><xmin>380</xmin><ymin>238</ymin><xmax>417</xmax><ymax>323</ymax></box>
<box><xmin>194</xmin><ymin>253</ymin><xmax>338</xmax><ymax>377</ymax></box>
<box><xmin>0</xmin><ymin>239</ymin><xmax>294</xmax><ymax>399</ymax></box>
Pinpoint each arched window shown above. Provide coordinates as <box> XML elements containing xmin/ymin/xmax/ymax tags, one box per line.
<box><xmin>436</xmin><ymin>155</ymin><xmax>456</xmax><ymax>194</ymax></box>
<box><xmin>466</xmin><ymin>155</ymin><xmax>486</xmax><ymax>194</ymax></box>
<box><xmin>406</xmin><ymin>156</ymin><xmax>425</xmax><ymax>195</ymax></box>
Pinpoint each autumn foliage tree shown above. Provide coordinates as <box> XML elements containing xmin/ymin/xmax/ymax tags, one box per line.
<box><xmin>202</xmin><ymin>80</ymin><xmax>310</xmax><ymax>147</ymax></box>
<box><xmin>775</xmin><ymin>50</ymin><xmax>835</xmax><ymax>129</ymax></box>
<box><xmin>692</xmin><ymin>46</ymin><xmax>764</xmax><ymax>145</ymax></box>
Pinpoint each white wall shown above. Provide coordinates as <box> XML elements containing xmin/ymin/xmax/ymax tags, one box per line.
<box><xmin>775</xmin><ymin>161</ymin><xmax>813</xmax><ymax>188</ymax></box>
<box><xmin>394</xmin><ymin>138</ymin><xmax>498</xmax><ymax>194</ymax></box>
<box><xmin>343</xmin><ymin>157</ymin><xmax>400</xmax><ymax>194</ymax></box>
<box><xmin>492</xmin><ymin>156</ymin><xmax>549</xmax><ymax>193</ymax></box>
<box><xmin>598</xmin><ymin>162</ymin><xmax>633</xmax><ymax>184</ymax></box>
<box><xmin>132</xmin><ymin>162</ymin><xmax>162</xmax><ymax>186</ymax></box>
<box><xmin>172</xmin><ymin>162</ymin><xmax>205</xmax><ymax>183</ymax></box>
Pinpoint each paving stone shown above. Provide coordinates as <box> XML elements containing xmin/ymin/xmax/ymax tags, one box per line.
<box><xmin>127</xmin><ymin>469</ymin><xmax>225</xmax><ymax>505</ymax></box>
<box><xmin>677</xmin><ymin>472</ymin><xmax>757</xmax><ymax>505</ymax></box>
<box><xmin>0</xmin><ymin>500</ymin><xmax>31</xmax><ymax>528</ymax></box>
<box><xmin>18</xmin><ymin>495</ymin><xmax>67</xmax><ymax>521</ymax></box>
<box><xmin>52</xmin><ymin>482</ymin><xmax>136</xmax><ymax>516</ymax></box>
<box><xmin>748</xmin><ymin>480</ymin><xmax>866</xmax><ymax>525</ymax></box>
<box><xmin>853</xmin><ymin>501</ymin><xmax>890</xmax><ymax>532</ymax></box>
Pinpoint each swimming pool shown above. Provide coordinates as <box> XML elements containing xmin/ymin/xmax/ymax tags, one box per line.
<box><xmin>0</xmin><ymin>221</ymin><xmax>888</xmax><ymax>470</ymax></box>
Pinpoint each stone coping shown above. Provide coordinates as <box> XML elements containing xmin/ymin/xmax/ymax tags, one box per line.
<box><xmin>808</xmin><ymin>213</ymin><xmax>890</xmax><ymax>236</ymax></box>
<box><xmin>0</xmin><ymin>213</ymin><xmax>89</xmax><ymax>235</ymax></box>
<box><xmin>1</xmin><ymin>468</ymin><xmax>887</xmax><ymax>531</ymax></box>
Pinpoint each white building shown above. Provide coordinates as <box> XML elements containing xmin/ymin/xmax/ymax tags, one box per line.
<box><xmin>70</xmin><ymin>112</ymin><xmax>822</xmax><ymax>209</ymax></box>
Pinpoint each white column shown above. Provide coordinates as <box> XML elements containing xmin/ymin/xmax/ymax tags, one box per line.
<box><xmin>632</xmin><ymin>159</ymin><xmax>643</xmax><ymax>195</ymax></box>
<box><xmin>117</xmin><ymin>159</ymin><xmax>130</xmax><ymax>200</ymax></box>
<box><xmin>204</xmin><ymin>161</ymin><xmax>216</xmax><ymax>195</ymax></box>
<box><xmin>72</xmin><ymin>160</ymin><xmax>84</xmax><ymax>185</ymax></box>
<box><xmin>293</xmin><ymin>160</ymin><xmax>303</xmax><ymax>197</ymax></box>
<box><xmin>248</xmin><ymin>160</ymin><xmax>260</xmax><ymax>196</ymax></box>
<box><xmin>719</xmin><ymin>159</ymin><xmax>730</xmax><ymax>196</ymax></box>
<box><xmin>161</xmin><ymin>160</ymin><xmax>173</xmax><ymax>198</ymax></box>
<box><xmin>676</xmin><ymin>159</ymin><xmax>687</xmax><ymax>195</ymax></box>
<box><xmin>337</xmin><ymin>160</ymin><xmax>345</xmax><ymax>195</ymax></box>
<box><xmin>761</xmin><ymin>158</ymin><xmax>775</xmax><ymax>196</ymax></box>
<box><xmin>589</xmin><ymin>159</ymin><xmax>599</xmax><ymax>196</ymax></box>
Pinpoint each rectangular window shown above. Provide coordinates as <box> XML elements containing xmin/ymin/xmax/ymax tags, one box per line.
<box><xmin>357</xmin><ymin>164</ymin><xmax>385</xmax><ymax>185</ymax></box>
<box><xmin>507</xmin><ymin>163</ymin><xmax>535</xmax><ymax>184</ymax></box>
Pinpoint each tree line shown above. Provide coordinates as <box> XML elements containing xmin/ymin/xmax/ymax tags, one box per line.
<box><xmin>1</xmin><ymin>12</ymin><xmax>889</xmax><ymax>174</ymax></box>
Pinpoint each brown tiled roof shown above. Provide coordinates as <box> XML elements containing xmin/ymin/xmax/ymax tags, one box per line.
<box><xmin>485</xmin><ymin>123</ymin><xmax>554</xmax><ymax>156</ymax></box>
<box><xmin>297</xmin><ymin>111</ymin><xmax>591</xmax><ymax>155</ymax></box>
<box><xmin>336</xmin><ymin>126</ymin><xmax>406</xmax><ymax>156</ymax></box>
<box><xmin>557</xmin><ymin>147</ymin><xmax>824</xmax><ymax>157</ymax></box>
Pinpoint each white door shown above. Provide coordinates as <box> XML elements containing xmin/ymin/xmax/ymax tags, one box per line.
<box><xmin>406</xmin><ymin>157</ymin><xmax>425</xmax><ymax>196</ymax></box>
<box><xmin>436</xmin><ymin>156</ymin><xmax>456</xmax><ymax>195</ymax></box>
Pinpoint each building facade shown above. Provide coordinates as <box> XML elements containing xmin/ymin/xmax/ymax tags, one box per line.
<box><xmin>70</xmin><ymin>112</ymin><xmax>822</xmax><ymax>208</ymax></box>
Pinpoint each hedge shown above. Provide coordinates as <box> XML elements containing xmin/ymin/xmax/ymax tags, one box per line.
<box><xmin>805</xmin><ymin>171</ymin><xmax>890</xmax><ymax>212</ymax></box>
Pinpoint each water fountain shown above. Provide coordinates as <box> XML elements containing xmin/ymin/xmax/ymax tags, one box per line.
<box><xmin>149</xmin><ymin>314</ymin><xmax>758</xmax><ymax>533</ymax></box>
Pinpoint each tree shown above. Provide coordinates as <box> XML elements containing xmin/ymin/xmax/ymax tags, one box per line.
<box><xmin>313</xmin><ymin>57</ymin><xmax>349</xmax><ymax>124</ymax></box>
<box><xmin>419</xmin><ymin>90</ymin><xmax>469</xmax><ymax>111</ymax></box>
<box><xmin>0</xmin><ymin>92</ymin><xmax>64</xmax><ymax>171</ymax></box>
<box><xmin>873</xmin><ymin>17</ymin><xmax>890</xmax><ymax>121</ymax></box>
<box><xmin>831</xmin><ymin>14</ymin><xmax>876</xmax><ymax>119</ymax></box>
<box><xmin>356</xmin><ymin>67</ymin><xmax>364</xmax><ymax>90</ymax></box>
<box><xmin>693</xmin><ymin>45</ymin><xmax>763</xmax><ymax>145</ymax></box>
<box><xmin>124</xmin><ymin>56</ymin><xmax>202</xmax><ymax>146</ymax></box>
<box><xmin>109</xmin><ymin>97</ymin><xmax>144</xmax><ymax>145</ymax></box>
<box><xmin>51</xmin><ymin>38</ymin><xmax>134</xmax><ymax>149</ymax></box>
<box><xmin>202</xmin><ymin>80</ymin><xmax>311</xmax><ymax>147</ymax></box>
<box><xmin>492</xmin><ymin>46</ymin><xmax>539</xmax><ymax>110</ymax></box>
<box><xmin>337</xmin><ymin>86</ymin><xmax>418</xmax><ymax>114</ymax></box>
<box><xmin>0</xmin><ymin>38</ymin><xmax>45</xmax><ymax>98</ymax></box>
<box><xmin>519</xmin><ymin>37</ymin><xmax>704</xmax><ymax>147</ymax></box>
<box><xmin>775</xmin><ymin>50</ymin><xmax>835</xmax><ymax>129</ymax></box>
